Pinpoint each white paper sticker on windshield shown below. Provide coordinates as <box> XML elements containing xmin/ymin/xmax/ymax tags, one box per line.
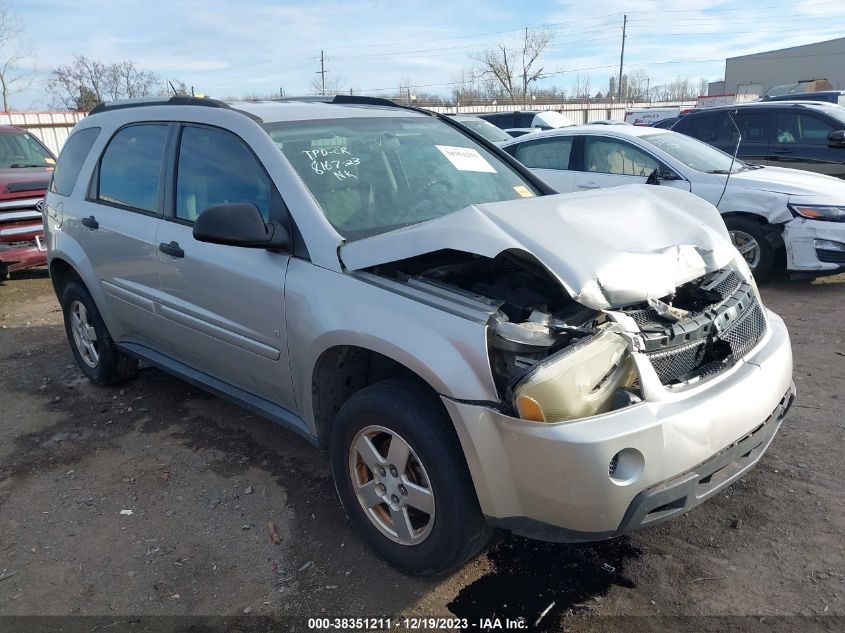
<box><xmin>435</xmin><ymin>145</ymin><xmax>497</xmax><ymax>173</ymax></box>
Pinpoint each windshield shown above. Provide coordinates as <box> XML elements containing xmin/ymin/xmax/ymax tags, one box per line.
<box><xmin>457</xmin><ymin>118</ymin><xmax>512</xmax><ymax>143</ymax></box>
<box><xmin>0</xmin><ymin>131</ymin><xmax>55</xmax><ymax>169</ymax></box>
<box><xmin>640</xmin><ymin>131</ymin><xmax>747</xmax><ymax>174</ymax></box>
<box><xmin>263</xmin><ymin>116</ymin><xmax>539</xmax><ymax>239</ymax></box>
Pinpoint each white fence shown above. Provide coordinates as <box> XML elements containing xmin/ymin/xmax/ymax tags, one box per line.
<box><xmin>0</xmin><ymin>112</ymin><xmax>86</xmax><ymax>156</ymax></box>
<box><xmin>426</xmin><ymin>101</ymin><xmax>697</xmax><ymax>124</ymax></box>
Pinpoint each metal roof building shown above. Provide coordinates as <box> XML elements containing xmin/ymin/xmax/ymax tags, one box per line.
<box><xmin>721</xmin><ymin>37</ymin><xmax>845</xmax><ymax>97</ymax></box>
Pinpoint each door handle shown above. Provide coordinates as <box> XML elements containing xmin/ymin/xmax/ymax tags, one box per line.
<box><xmin>81</xmin><ymin>215</ymin><xmax>99</xmax><ymax>230</ymax></box>
<box><xmin>579</xmin><ymin>181</ymin><xmax>600</xmax><ymax>189</ymax></box>
<box><xmin>771</xmin><ymin>147</ymin><xmax>792</xmax><ymax>154</ymax></box>
<box><xmin>158</xmin><ymin>241</ymin><xmax>184</xmax><ymax>258</ymax></box>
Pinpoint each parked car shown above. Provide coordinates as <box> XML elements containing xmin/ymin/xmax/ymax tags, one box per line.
<box><xmin>45</xmin><ymin>95</ymin><xmax>794</xmax><ymax>575</ymax></box>
<box><xmin>651</xmin><ymin>116</ymin><xmax>679</xmax><ymax>129</ymax></box>
<box><xmin>761</xmin><ymin>91</ymin><xmax>845</xmax><ymax>106</ymax></box>
<box><xmin>0</xmin><ymin>125</ymin><xmax>57</xmax><ymax>278</ymax></box>
<box><xmin>671</xmin><ymin>101</ymin><xmax>845</xmax><ymax>180</ymax></box>
<box><xmin>624</xmin><ymin>107</ymin><xmax>679</xmax><ymax>126</ymax></box>
<box><xmin>445</xmin><ymin>113</ymin><xmax>512</xmax><ymax>145</ymax></box>
<box><xmin>476</xmin><ymin>109</ymin><xmax>575</xmax><ymax>131</ymax></box>
<box><xmin>502</xmin><ymin>125</ymin><xmax>845</xmax><ymax>279</ymax></box>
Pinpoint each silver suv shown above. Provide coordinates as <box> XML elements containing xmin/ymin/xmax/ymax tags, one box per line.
<box><xmin>44</xmin><ymin>96</ymin><xmax>795</xmax><ymax>575</ymax></box>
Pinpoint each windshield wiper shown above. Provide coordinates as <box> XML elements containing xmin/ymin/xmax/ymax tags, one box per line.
<box><xmin>9</xmin><ymin>163</ymin><xmax>45</xmax><ymax>168</ymax></box>
<box><xmin>706</xmin><ymin>169</ymin><xmax>732</xmax><ymax>174</ymax></box>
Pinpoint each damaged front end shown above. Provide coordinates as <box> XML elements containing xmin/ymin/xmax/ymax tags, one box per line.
<box><xmin>357</xmin><ymin>246</ymin><xmax>766</xmax><ymax>426</ymax></box>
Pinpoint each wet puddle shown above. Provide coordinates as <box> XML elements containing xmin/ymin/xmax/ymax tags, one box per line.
<box><xmin>448</xmin><ymin>535</ymin><xmax>640</xmax><ymax>631</ymax></box>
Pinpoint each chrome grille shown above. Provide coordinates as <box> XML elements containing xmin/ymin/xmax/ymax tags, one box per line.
<box><xmin>645</xmin><ymin>294</ymin><xmax>767</xmax><ymax>385</ymax></box>
<box><xmin>706</xmin><ymin>268</ymin><xmax>743</xmax><ymax>301</ymax></box>
<box><xmin>720</xmin><ymin>297</ymin><xmax>766</xmax><ymax>360</ymax></box>
<box><xmin>647</xmin><ymin>339</ymin><xmax>707</xmax><ymax>384</ymax></box>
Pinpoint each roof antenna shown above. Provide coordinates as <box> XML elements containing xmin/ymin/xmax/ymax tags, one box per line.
<box><xmin>168</xmin><ymin>80</ymin><xmax>179</xmax><ymax>96</ymax></box>
<box><xmin>716</xmin><ymin>109</ymin><xmax>741</xmax><ymax>209</ymax></box>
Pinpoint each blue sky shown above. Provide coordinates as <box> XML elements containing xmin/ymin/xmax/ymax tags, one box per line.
<box><xmin>9</xmin><ymin>0</ymin><xmax>845</xmax><ymax>109</ymax></box>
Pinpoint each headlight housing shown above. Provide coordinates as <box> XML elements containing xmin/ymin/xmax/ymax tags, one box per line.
<box><xmin>512</xmin><ymin>329</ymin><xmax>637</xmax><ymax>423</ymax></box>
<box><xmin>788</xmin><ymin>204</ymin><xmax>845</xmax><ymax>222</ymax></box>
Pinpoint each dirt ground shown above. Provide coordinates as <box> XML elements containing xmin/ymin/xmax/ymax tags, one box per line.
<box><xmin>0</xmin><ymin>267</ymin><xmax>843</xmax><ymax>632</ymax></box>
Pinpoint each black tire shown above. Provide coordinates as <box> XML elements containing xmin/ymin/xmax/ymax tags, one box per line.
<box><xmin>723</xmin><ymin>216</ymin><xmax>775</xmax><ymax>281</ymax></box>
<box><xmin>330</xmin><ymin>378</ymin><xmax>494</xmax><ymax>575</ymax></box>
<box><xmin>61</xmin><ymin>281</ymin><xmax>138</xmax><ymax>385</ymax></box>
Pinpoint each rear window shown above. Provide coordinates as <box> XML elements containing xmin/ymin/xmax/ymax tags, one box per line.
<box><xmin>95</xmin><ymin>124</ymin><xmax>168</xmax><ymax>213</ymax></box>
<box><xmin>50</xmin><ymin>127</ymin><xmax>99</xmax><ymax>196</ymax></box>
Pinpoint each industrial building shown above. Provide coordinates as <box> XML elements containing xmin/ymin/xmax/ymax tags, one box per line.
<box><xmin>708</xmin><ymin>36</ymin><xmax>845</xmax><ymax>97</ymax></box>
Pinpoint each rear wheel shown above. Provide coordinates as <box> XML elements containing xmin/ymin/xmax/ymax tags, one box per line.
<box><xmin>724</xmin><ymin>216</ymin><xmax>775</xmax><ymax>281</ymax></box>
<box><xmin>330</xmin><ymin>379</ymin><xmax>493</xmax><ymax>575</ymax></box>
<box><xmin>61</xmin><ymin>281</ymin><xmax>138</xmax><ymax>384</ymax></box>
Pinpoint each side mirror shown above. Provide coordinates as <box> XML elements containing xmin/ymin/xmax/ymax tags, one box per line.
<box><xmin>827</xmin><ymin>130</ymin><xmax>845</xmax><ymax>146</ymax></box>
<box><xmin>193</xmin><ymin>203</ymin><xmax>288</xmax><ymax>250</ymax></box>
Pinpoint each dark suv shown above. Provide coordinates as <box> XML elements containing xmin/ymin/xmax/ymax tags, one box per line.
<box><xmin>672</xmin><ymin>102</ymin><xmax>845</xmax><ymax>179</ymax></box>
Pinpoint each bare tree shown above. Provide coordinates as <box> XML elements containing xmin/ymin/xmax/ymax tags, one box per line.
<box><xmin>571</xmin><ymin>74</ymin><xmax>591</xmax><ymax>99</ymax></box>
<box><xmin>47</xmin><ymin>56</ymin><xmax>170</xmax><ymax>111</ymax></box>
<box><xmin>625</xmin><ymin>68</ymin><xmax>651</xmax><ymax>102</ymax></box>
<box><xmin>0</xmin><ymin>2</ymin><xmax>33</xmax><ymax>112</ymax></box>
<box><xmin>697</xmin><ymin>77</ymin><xmax>709</xmax><ymax>97</ymax></box>
<box><xmin>308</xmin><ymin>73</ymin><xmax>345</xmax><ymax>96</ymax></box>
<box><xmin>472</xmin><ymin>26</ymin><xmax>554</xmax><ymax>105</ymax></box>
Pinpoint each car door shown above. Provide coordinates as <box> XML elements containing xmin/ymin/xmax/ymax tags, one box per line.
<box><xmin>154</xmin><ymin>123</ymin><xmax>296</xmax><ymax>410</ymax></box>
<box><xmin>768</xmin><ymin>111</ymin><xmax>845</xmax><ymax>178</ymax></box>
<box><xmin>507</xmin><ymin>135</ymin><xmax>577</xmax><ymax>192</ymax></box>
<box><xmin>68</xmin><ymin>122</ymin><xmax>172</xmax><ymax>351</ymax></box>
<box><xmin>572</xmin><ymin>135</ymin><xmax>689</xmax><ymax>192</ymax></box>
<box><xmin>732</xmin><ymin>109</ymin><xmax>774</xmax><ymax>165</ymax></box>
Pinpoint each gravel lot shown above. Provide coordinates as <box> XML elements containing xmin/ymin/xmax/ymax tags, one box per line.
<box><xmin>0</xmin><ymin>267</ymin><xmax>843</xmax><ymax>632</ymax></box>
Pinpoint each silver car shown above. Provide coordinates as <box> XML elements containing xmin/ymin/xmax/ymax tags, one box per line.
<box><xmin>43</xmin><ymin>96</ymin><xmax>795</xmax><ymax>575</ymax></box>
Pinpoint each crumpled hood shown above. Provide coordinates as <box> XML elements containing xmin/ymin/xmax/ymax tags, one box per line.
<box><xmin>340</xmin><ymin>185</ymin><xmax>738</xmax><ymax>310</ymax></box>
<box><xmin>729</xmin><ymin>165</ymin><xmax>845</xmax><ymax>198</ymax></box>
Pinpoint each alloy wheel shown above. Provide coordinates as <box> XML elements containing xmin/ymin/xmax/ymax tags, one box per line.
<box><xmin>729</xmin><ymin>229</ymin><xmax>762</xmax><ymax>270</ymax></box>
<box><xmin>348</xmin><ymin>425</ymin><xmax>435</xmax><ymax>546</ymax></box>
<box><xmin>69</xmin><ymin>300</ymin><xmax>99</xmax><ymax>368</ymax></box>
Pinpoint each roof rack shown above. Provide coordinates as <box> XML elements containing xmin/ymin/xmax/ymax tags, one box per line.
<box><xmin>88</xmin><ymin>96</ymin><xmax>238</xmax><ymax>115</ymax></box>
<box><xmin>278</xmin><ymin>94</ymin><xmax>434</xmax><ymax>116</ymax></box>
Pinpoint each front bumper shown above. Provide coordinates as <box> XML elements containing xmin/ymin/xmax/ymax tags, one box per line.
<box><xmin>783</xmin><ymin>217</ymin><xmax>845</xmax><ymax>274</ymax></box>
<box><xmin>443</xmin><ymin>309</ymin><xmax>794</xmax><ymax>540</ymax></box>
<box><xmin>0</xmin><ymin>240</ymin><xmax>47</xmax><ymax>274</ymax></box>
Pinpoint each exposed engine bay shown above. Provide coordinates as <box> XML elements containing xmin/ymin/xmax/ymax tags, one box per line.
<box><xmin>364</xmin><ymin>249</ymin><xmax>767</xmax><ymax>423</ymax></box>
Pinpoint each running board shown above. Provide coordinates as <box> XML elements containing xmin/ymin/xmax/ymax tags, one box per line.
<box><xmin>118</xmin><ymin>342</ymin><xmax>317</xmax><ymax>446</ymax></box>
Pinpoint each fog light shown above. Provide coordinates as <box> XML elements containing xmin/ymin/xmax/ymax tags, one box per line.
<box><xmin>609</xmin><ymin>448</ymin><xmax>644</xmax><ymax>485</ymax></box>
<box><xmin>814</xmin><ymin>239</ymin><xmax>845</xmax><ymax>252</ymax></box>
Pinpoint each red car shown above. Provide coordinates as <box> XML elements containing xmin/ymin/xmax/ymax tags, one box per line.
<box><xmin>0</xmin><ymin>125</ymin><xmax>56</xmax><ymax>278</ymax></box>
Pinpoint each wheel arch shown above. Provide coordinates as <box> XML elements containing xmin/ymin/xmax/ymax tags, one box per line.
<box><xmin>308</xmin><ymin>343</ymin><xmax>457</xmax><ymax>449</ymax></box>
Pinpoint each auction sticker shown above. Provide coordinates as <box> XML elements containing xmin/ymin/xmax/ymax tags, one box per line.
<box><xmin>435</xmin><ymin>145</ymin><xmax>497</xmax><ymax>173</ymax></box>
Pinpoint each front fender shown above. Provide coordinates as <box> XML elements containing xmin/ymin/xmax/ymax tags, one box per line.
<box><xmin>284</xmin><ymin>259</ymin><xmax>499</xmax><ymax>433</ymax></box>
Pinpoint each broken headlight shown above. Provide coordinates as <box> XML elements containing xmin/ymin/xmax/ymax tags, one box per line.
<box><xmin>512</xmin><ymin>328</ymin><xmax>638</xmax><ymax>423</ymax></box>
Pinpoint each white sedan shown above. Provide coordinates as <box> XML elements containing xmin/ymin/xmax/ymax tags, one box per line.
<box><xmin>502</xmin><ymin>125</ymin><xmax>845</xmax><ymax>280</ymax></box>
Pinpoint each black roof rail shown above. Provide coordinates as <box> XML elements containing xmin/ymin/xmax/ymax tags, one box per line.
<box><xmin>87</xmin><ymin>96</ymin><xmax>263</xmax><ymax>122</ymax></box>
<box><xmin>278</xmin><ymin>94</ymin><xmax>435</xmax><ymax>116</ymax></box>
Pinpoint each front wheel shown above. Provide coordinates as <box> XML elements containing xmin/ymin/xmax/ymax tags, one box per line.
<box><xmin>724</xmin><ymin>216</ymin><xmax>775</xmax><ymax>281</ymax></box>
<box><xmin>330</xmin><ymin>379</ymin><xmax>493</xmax><ymax>575</ymax></box>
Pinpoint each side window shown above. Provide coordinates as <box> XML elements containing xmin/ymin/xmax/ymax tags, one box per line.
<box><xmin>96</xmin><ymin>124</ymin><xmax>168</xmax><ymax>213</ymax></box>
<box><xmin>514</xmin><ymin>137</ymin><xmax>574</xmax><ymax>170</ymax></box>
<box><xmin>51</xmin><ymin>127</ymin><xmax>100</xmax><ymax>196</ymax></box>
<box><xmin>516</xmin><ymin>113</ymin><xmax>535</xmax><ymax>128</ymax></box>
<box><xmin>175</xmin><ymin>126</ymin><xmax>271</xmax><ymax>223</ymax></box>
<box><xmin>735</xmin><ymin>111</ymin><xmax>774</xmax><ymax>142</ymax></box>
<box><xmin>793</xmin><ymin>113</ymin><xmax>834</xmax><ymax>143</ymax></box>
<box><xmin>584</xmin><ymin>137</ymin><xmax>659</xmax><ymax>176</ymax></box>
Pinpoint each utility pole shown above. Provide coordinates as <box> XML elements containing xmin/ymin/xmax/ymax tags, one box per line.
<box><xmin>617</xmin><ymin>14</ymin><xmax>627</xmax><ymax>102</ymax></box>
<box><xmin>317</xmin><ymin>50</ymin><xmax>327</xmax><ymax>95</ymax></box>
